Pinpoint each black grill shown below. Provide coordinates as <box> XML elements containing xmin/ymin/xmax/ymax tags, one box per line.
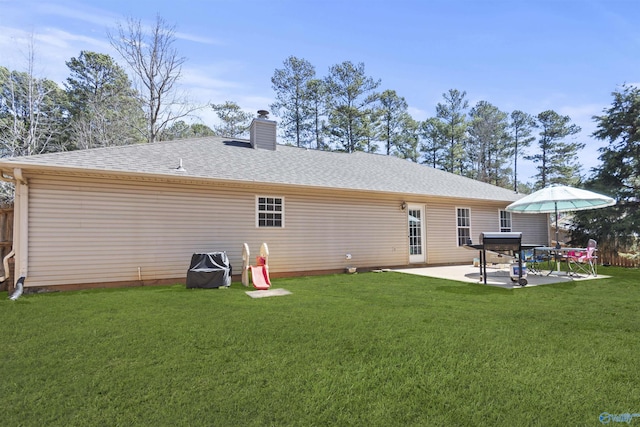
<box><xmin>480</xmin><ymin>232</ymin><xmax>522</xmax><ymax>252</ymax></box>
<box><xmin>468</xmin><ymin>232</ymin><xmax>527</xmax><ymax>286</ymax></box>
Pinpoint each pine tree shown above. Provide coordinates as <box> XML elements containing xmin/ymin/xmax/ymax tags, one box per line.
<box><xmin>376</xmin><ymin>89</ymin><xmax>411</xmax><ymax>156</ymax></box>
<box><xmin>573</xmin><ymin>84</ymin><xmax>640</xmax><ymax>253</ymax></box>
<box><xmin>509</xmin><ymin>110</ymin><xmax>537</xmax><ymax>191</ymax></box>
<box><xmin>65</xmin><ymin>50</ymin><xmax>145</xmax><ymax>149</ymax></box>
<box><xmin>528</xmin><ymin>110</ymin><xmax>582</xmax><ymax>189</ymax></box>
<box><xmin>466</xmin><ymin>101</ymin><xmax>511</xmax><ymax>186</ymax></box>
<box><xmin>270</xmin><ymin>56</ymin><xmax>316</xmax><ymax>147</ymax></box>
<box><xmin>435</xmin><ymin>89</ymin><xmax>468</xmax><ymax>174</ymax></box>
<box><xmin>324</xmin><ymin>61</ymin><xmax>380</xmax><ymax>153</ymax></box>
<box><xmin>419</xmin><ymin>117</ymin><xmax>448</xmax><ymax>169</ymax></box>
<box><xmin>211</xmin><ymin>101</ymin><xmax>252</xmax><ymax>138</ymax></box>
<box><xmin>306</xmin><ymin>79</ymin><xmax>327</xmax><ymax>150</ymax></box>
<box><xmin>395</xmin><ymin>116</ymin><xmax>420</xmax><ymax>162</ymax></box>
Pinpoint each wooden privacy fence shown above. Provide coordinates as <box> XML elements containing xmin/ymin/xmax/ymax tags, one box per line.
<box><xmin>599</xmin><ymin>253</ymin><xmax>640</xmax><ymax>268</ymax></box>
<box><xmin>0</xmin><ymin>206</ymin><xmax>13</xmax><ymax>291</ymax></box>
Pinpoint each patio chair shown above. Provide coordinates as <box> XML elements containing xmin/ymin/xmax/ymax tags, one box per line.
<box><xmin>521</xmin><ymin>248</ymin><xmax>549</xmax><ymax>275</ymax></box>
<box><xmin>567</xmin><ymin>239</ymin><xmax>597</xmax><ymax>276</ymax></box>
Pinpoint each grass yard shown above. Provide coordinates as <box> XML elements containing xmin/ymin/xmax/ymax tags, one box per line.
<box><xmin>1</xmin><ymin>267</ymin><xmax>639</xmax><ymax>426</ymax></box>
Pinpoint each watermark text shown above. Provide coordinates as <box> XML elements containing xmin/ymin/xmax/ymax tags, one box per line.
<box><xmin>600</xmin><ymin>412</ymin><xmax>640</xmax><ymax>424</ymax></box>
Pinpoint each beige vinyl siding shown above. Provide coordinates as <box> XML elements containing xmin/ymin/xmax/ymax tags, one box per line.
<box><xmin>275</xmin><ymin>194</ymin><xmax>408</xmax><ymax>270</ymax></box>
<box><xmin>423</xmin><ymin>200</ymin><xmax>548</xmax><ymax>265</ymax></box>
<box><xmin>23</xmin><ymin>174</ymin><xmax>549</xmax><ymax>288</ymax></box>
<box><xmin>423</xmin><ymin>202</ymin><xmax>456</xmax><ymax>264</ymax></box>
<box><xmin>28</xmin><ymin>178</ymin><xmax>250</xmax><ymax>287</ymax></box>
<box><xmin>25</xmin><ymin>175</ymin><xmax>409</xmax><ymax>287</ymax></box>
<box><xmin>423</xmin><ymin>201</ymin><xmax>482</xmax><ymax>264</ymax></box>
<box><xmin>512</xmin><ymin>213</ymin><xmax>549</xmax><ymax>246</ymax></box>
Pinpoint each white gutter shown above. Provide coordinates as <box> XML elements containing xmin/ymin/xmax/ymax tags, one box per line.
<box><xmin>13</xmin><ymin>168</ymin><xmax>26</xmax><ymax>185</ymax></box>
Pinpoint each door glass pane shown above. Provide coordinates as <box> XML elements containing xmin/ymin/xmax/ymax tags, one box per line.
<box><xmin>409</xmin><ymin>209</ymin><xmax>422</xmax><ymax>255</ymax></box>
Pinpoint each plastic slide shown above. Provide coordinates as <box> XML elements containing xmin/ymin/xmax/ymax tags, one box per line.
<box><xmin>249</xmin><ymin>265</ymin><xmax>271</xmax><ymax>290</ymax></box>
<box><xmin>241</xmin><ymin>242</ymin><xmax>272</xmax><ymax>289</ymax></box>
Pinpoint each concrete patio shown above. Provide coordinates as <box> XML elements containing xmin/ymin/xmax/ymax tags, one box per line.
<box><xmin>392</xmin><ymin>264</ymin><xmax>607</xmax><ymax>289</ymax></box>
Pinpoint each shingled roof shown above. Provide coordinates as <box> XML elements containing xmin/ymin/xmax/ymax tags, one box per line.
<box><xmin>0</xmin><ymin>136</ymin><xmax>522</xmax><ymax>202</ymax></box>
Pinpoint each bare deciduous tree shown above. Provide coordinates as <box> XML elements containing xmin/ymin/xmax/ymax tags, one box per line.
<box><xmin>0</xmin><ymin>37</ymin><xmax>67</xmax><ymax>158</ymax></box>
<box><xmin>109</xmin><ymin>15</ymin><xmax>196</xmax><ymax>143</ymax></box>
<box><xmin>0</xmin><ymin>37</ymin><xmax>68</xmax><ymax>202</ymax></box>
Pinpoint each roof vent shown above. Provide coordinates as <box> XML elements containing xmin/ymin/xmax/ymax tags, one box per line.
<box><xmin>250</xmin><ymin>110</ymin><xmax>277</xmax><ymax>151</ymax></box>
<box><xmin>175</xmin><ymin>158</ymin><xmax>186</xmax><ymax>172</ymax></box>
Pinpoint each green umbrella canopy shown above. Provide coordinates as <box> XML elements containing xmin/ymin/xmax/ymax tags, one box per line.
<box><xmin>506</xmin><ymin>185</ymin><xmax>615</xmax><ymax>214</ymax></box>
<box><xmin>506</xmin><ymin>185</ymin><xmax>616</xmax><ymax>248</ymax></box>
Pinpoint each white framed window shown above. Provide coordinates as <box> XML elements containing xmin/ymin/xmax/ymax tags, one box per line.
<box><xmin>499</xmin><ymin>210</ymin><xmax>512</xmax><ymax>232</ymax></box>
<box><xmin>256</xmin><ymin>196</ymin><xmax>284</xmax><ymax>228</ymax></box>
<box><xmin>456</xmin><ymin>207</ymin><xmax>471</xmax><ymax>246</ymax></box>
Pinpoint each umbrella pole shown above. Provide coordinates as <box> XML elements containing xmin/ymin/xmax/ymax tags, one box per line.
<box><xmin>554</xmin><ymin>202</ymin><xmax>561</xmax><ymax>272</ymax></box>
<box><xmin>555</xmin><ymin>202</ymin><xmax>560</xmax><ymax>249</ymax></box>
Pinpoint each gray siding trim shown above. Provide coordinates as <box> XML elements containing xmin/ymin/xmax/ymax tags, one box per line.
<box><xmin>249</xmin><ymin>119</ymin><xmax>277</xmax><ymax>150</ymax></box>
<box><xmin>513</xmin><ymin>213</ymin><xmax>549</xmax><ymax>246</ymax></box>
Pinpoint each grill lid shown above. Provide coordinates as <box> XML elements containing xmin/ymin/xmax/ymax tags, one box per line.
<box><xmin>480</xmin><ymin>232</ymin><xmax>522</xmax><ymax>251</ymax></box>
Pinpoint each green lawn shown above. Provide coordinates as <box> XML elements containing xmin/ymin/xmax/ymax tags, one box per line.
<box><xmin>1</xmin><ymin>268</ymin><xmax>639</xmax><ymax>426</ymax></box>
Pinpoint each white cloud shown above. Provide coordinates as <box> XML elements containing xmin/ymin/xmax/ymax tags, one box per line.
<box><xmin>175</xmin><ymin>32</ymin><xmax>223</xmax><ymax>46</ymax></box>
<box><xmin>0</xmin><ymin>24</ymin><xmax>114</xmax><ymax>82</ymax></box>
<box><xmin>181</xmin><ymin>66</ymin><xmax>242</xmax><ymax>91</ymax></box>
<box><xmin>37</xmin><ymin>2</ymin><xmax>118</xmax><ymax>28</ymax></box>
<box><xmin>35</xmin><ymin>27</ymin><xmax>111</xmax><ymax>51</ymax></box>
<box><xmin>407</xmin><ymin>106</ymin><xmax>429</xmax><ymax>121</ymax></box>
<box><xmin>558</xmin><ymin>103</ymin><xmax>601</xmax><ymax>133</ymax></box>
<box><xmin>238</xmin><ymin>95</ymin><xmax>274</xmax><ymax>114</ymax></box>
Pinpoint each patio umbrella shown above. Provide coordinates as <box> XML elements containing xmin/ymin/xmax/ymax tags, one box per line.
<box><xmin>505</xmin><ymin>185</ymin><xmax>616</xmax><ymax>248</ymax></box>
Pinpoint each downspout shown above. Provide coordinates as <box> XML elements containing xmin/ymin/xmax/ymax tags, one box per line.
<box><xmin>0</xmin><ymin>170</ymin><xmax>17</xmax><ymax>284</ymax></box>
<box><xmin>0</xmin><ymin>249</ymin><xmax>15</xmax><ymax>282</ymax></box>
<box><xmin>9</xmin><ymin>275</ymin><xmax>23</xmax><ymax>301</ymax></box>
<box><xmin>0</xmin><ymin>168</ymin><xmax>27</xmax><ymax>299</ymax></box>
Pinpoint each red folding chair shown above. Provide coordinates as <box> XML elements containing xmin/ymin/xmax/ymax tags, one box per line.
<box><xmin>567</xmin><ymin>239</ymin><xmax>597</xmax><ymax>276</ymax></box>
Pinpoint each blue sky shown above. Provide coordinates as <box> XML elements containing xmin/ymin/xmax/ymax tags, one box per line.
<box><xmin>2</xmin><ymin>0</ymin><xmax>639</xmax><ymax>183</ymax></box>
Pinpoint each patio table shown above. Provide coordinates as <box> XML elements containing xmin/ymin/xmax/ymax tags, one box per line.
<box><xmin>533</xmin><ymin>246</ymin><xmax>593</xmax><ymax>276</ymax></box>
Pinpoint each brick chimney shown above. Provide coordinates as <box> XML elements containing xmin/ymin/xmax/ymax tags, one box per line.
<box><xmin>249</xmin><ymin>110</ymin><xmax>277</xmax><ymax>150</ymax></box>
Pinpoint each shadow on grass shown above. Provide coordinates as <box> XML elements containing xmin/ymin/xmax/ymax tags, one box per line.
<box><xmin>152</xmin><ymin>284</ymin><xmax>199</xmax><ymax>292</ymax></box>
<box><xmin>544</xmin><ymin>281</ymin><xmax>578</xmax><ymax>291</ymax></box>
<box><xmin>435</xmin><ymin>276</ymin><xmax>587</xmax><ymax>295</ymax></box>
<box><xmin>435</xmin><ymin>283</ymin><xmax>513</xmax><ymax>295</ymax></box>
